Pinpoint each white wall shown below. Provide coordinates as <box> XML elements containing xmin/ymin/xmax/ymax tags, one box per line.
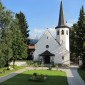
<box><xmin>33</xmin><ymin>29</ymin><xmax>70</xmax><ymax>65</ymax></box>
<box><xmin>10</xmin><ymin>61</ymin><xmax>27</xmax><ymax>66</ymax></box>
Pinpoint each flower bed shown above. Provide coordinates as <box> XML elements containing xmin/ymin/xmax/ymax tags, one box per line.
<box><xmin>29</xmin><ymin>73</ymin><xmax>47</xmax><ymax>82</ymax></box>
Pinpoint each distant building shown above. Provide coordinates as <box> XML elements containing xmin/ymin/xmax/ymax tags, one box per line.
<box><xmin>31</xmin><ymin>1</ymin><xmax>70</xmax><ymax>65</ymax></box>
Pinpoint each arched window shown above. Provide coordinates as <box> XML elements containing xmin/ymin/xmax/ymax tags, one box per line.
<box><xmin>61</xmin><ymin>30</ymin><xmax>64</xmax><ymax>35</ymax></box>
<box><xmin>66</xmin><ymin>30</ymin><xmax>68</xmax><ymax>35</ymax></box>
<box><xmin>57</xmin><ymin>30</ymin><xmax>59</xmax><ymax>35</ymax></box>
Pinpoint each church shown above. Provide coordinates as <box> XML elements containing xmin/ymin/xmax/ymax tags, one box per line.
<box><xmin>33</xmin><ymin>1</ymin><xmax>70</xmax><ymax>65</ymax></box>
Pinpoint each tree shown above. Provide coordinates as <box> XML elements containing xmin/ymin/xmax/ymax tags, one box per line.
<box><xmin>16</xmin><ymin>11</ymin><xmax>29</xmax><ymax>45</ymax></box>
<box><xmin>70</xmin><ymin>23</ymin><xmax>78</xmax><ymax>61</ymax></box>
<box><xmin>11</xmin><ymin>19</ymin><xmax>28</xmax><ymax>68</ymax></box>
<box><xmin>0</xmin><ymin>0</ymin><xmax>14</xmax><ymax>67</ymax></box>
<box><xmin>77</xmin><ymin>6</ymin><xmax>85</xmax><ymax>69</ymax></box>
<box><xmin>0</xmin><ymin>39</ymin><xmax>6</xmax><ymax>68</ymax></box>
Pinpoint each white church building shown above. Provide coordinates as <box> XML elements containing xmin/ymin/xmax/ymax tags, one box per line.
<box><xmin>33</xmin><ymin>1</ymin><xmax>70</xmax><ymax>65</ymax></box>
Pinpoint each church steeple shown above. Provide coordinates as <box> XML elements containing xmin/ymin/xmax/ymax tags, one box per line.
<box><xmin>58</xmin><ymin>0</ymin><xmax>66</xmax><ymax>27</ymax></box>
<box><xmin>56</xmin><ymin>1</ymin><xmax>68</xmax><ymax>28</ymax></box>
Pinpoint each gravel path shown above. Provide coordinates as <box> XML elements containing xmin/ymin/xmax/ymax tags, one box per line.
<box><xmin>0</xmin><ymin>66</ymin><xmax>85</xmax><ymax>85</ymax></box>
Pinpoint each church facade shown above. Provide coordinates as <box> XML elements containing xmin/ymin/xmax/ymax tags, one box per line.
<box><xmin>33</xmin><ymin>1</ymin><xmax>70</xmax><ymax>65</ymax></box>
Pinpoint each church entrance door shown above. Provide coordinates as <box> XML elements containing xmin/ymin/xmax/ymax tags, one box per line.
<box><xmin>44</xmin><ymin>56</ymin><xmax>50</xmax><ymax>64</ymax></box>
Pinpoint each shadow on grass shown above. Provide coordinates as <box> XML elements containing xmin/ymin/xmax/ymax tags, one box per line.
<box><xmin>0</xmin><ymin>73</ymin><xmax>68</xmax><ymax>85</ymax></box>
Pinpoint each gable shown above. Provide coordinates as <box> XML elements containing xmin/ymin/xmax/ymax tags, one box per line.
<box><xmin>35</xmin><ymin>29</ymin><xmax>60</xmax><ymax>50</ymax></box>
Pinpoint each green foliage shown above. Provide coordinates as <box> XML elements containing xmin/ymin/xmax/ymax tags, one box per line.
<box><xmin>70</xmin><ymin>23</ymin><xmax>79</xmax><ymax>61</ymax></box>
<box><xmin>0</xmin><ymin>0</ymin><xmax>28</xmax><ymax>68</ymax></box>
<box><xmin>29</xmin><ymin>72</ymin><xmax>47</xmax><ymax>82</ymax></box>
<box><xmin>77</xmin><ymin>6</ymin><xmax>85</xmax><ymax>69</ymax></box>
<box><xmin>0</xmin><ymin>0</ymin><xmax>14</xmax><ymax>67</ymax></box>
<box><xmin>26</xmin><ymin>60</ymin><xmax>34</xmax><ymax>66</ymax></box>
<box><xmin>70</xmin><ymin>6</ymin><xmax>85</xmax><ymax>69</ymax></box>
<box><xmin>16</xmin><ymin>11</ymin><xmax>29</xmax><ymax>45</ymax></box>
<box><xmin>11</xmin><ymin>19</ymin><xmax>28</xmax><ymax>68</ymax></box>
<box><xmin>48</xmin><ymin>67</ymin><xmax>52</xmax><ymax>70</ymax></box>
<box><xmin>56</xmin><ymin>64</ymin><xmax>58</xmax><ymax>70</ymax></box>
<box><xmin>78</xmin><ymin>69</ymin><xmax>85</xmax><ymax>82</ymax></box>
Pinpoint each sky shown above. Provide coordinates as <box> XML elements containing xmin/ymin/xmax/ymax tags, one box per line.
<box><xmin>1</xmin><ymin>0</ymin><xmax>85</xmax><ymax>39</ymax></box>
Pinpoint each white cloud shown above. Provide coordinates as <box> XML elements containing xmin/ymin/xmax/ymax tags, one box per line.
<box><xmin>30</xmin><ymin>28</ymin><xmax>56</xmax><ymax>39</ymax></box>
<box><xmin>34</xmin><ymin>28</ymin><xmax>45</xmax><ymax>34</ymax></box>
<box><xmin>67</xmin><ymin>23</ymin><xmax>73</xmax><ymax>27</ymax></box>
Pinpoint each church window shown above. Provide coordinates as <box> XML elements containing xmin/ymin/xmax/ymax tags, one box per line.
<box><xmin>62</xmin><ymin>56</ymin><xmax>64</xmax><ymax>60</ymax></box>
<box><xmin>57</xmin><ymin>30</ymin><xmax>59</xmax><ymax>35</ymax></box>
<box><xmin>66</xmin><ymin>30</ymin><xmax>68</xmax><ymax>35</ymax></box>
<box><xmin>61</xmin><ymin>30</ymin><xmax>64</xmax><ymax>35</ymax></box>
<box><xmin>46</xmin><ymin>45</ymin><xmax>49</xmax><ymax>48</ymax></box>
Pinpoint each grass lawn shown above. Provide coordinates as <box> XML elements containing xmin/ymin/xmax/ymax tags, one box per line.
<box><xmin>0</xmin><ymin>70</ymin><xmax>68</xmax><ymax>85</ymax></box>
<box><xmin>78</xmin><ymin>69</ymin><xmax>85</xmax><ymax>82</ymax></box>
<box><xmin>0</xmin><ymin>66</ymin><xmax>25</xmax><ymax>77</ymax></box>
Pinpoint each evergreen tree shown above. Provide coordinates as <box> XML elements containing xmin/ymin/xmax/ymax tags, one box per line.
<box><xmin>70</xmin><ymin>23</ymin><xmax>78</xmax><ymax>61</ymax></box>
<box><xmin>11</xmin><ymin>19</ymin><xmax>28</xmax><ymax>68</ymax></box>
<box><xmin>77</xmin><ymin>6</ymin><xmax>85</xmax><ymax>69</ymax></box>
<box><xmin>16</xmin><ymin>11</ymin><xmax>29</xmax><ymax>45</ymax></box>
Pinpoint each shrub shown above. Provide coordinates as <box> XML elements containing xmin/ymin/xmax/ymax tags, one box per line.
<box><xmin>48</xmin><ymin>66</ymin><xmax>52</xmax><ymax>70</ymax></box>
<box><xmin>26</xmin><ymin>60</ymin><xmax>34</xmax><ymax>66</ymax></box>
<box><xmin>56</xmin><ymin>64</ymin><xmax>58</xmax><ymax>70</ymax></box>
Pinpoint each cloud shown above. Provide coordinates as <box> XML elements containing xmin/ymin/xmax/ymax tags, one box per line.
<box><xmin>34</xmin><ymin>28</ymin><xmax>45</xmax><ymax>34</ymax></box>
<box><xmin>29</xmin><ymin>28</ymin><xmax>56</xmax><ymax>39</ymax></box>
<box><xmin>67</xmin><ymin>23</ymin><xmax>73</xmax><ymax>27</ymax></box>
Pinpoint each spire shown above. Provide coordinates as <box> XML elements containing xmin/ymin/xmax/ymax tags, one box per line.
<box><xmin>58</xmin><ymin>1</ymin><xmax>66</xmax><ymax>27</ymax></box>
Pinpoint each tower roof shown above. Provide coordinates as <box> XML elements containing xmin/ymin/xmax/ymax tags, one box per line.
<box><xmin>56</xmin><ymin>1</ymin><xmax>69</xmax><ymax>29</ymax></box>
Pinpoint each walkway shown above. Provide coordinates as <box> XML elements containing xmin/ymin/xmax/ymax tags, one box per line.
<box><xmin>60</xmin><ymin>65</ymin><xmax>85</xmax><ymax>85</ymax></box>
<box><xmin>0</xmin><ymin>66</ymin><xmax>85</xmax><ymax>85</ymax></box>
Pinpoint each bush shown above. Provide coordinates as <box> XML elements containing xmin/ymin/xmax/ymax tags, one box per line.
<box><xmin>48</xmin><ymin>67</ymin><xmax>52</xmax><ymax>70</ymax></box>
<box><xmin>26</xmin><ymin>60</ymin><xmax>34</xmax><ymax>66</ymax></box>
<box><xmin>56</xmin><ymin>64</ymin><xmax>58</xmax><ymax>70</ymax></box>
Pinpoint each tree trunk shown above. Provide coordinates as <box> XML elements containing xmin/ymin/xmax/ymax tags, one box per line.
<box><xmin>13</xmin><ymin>60</ymin><xmax>15</xmax><ymax>68</ymax></box>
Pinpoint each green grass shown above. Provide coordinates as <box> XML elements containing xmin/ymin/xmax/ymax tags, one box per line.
<box><xmin>0</xmin><ymin>66</ymin><xmax>25</xmax><ymax>77</ymax></box>
<box><xmin>0</xmin><ymin>70</ymin><xmax>68</xmax><ymax>85</ymax></box>
<box><xmin>78</xmin><ymin>69</ymin><xmax>85</xmax><ymax>82</ymax></box>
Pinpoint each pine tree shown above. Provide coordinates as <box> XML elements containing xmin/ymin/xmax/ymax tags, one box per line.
<box><xmin>16</xmin><ymin>11</ymin><xmax>29</xmax><ymax>45</ymax></box>
<box><xmin>11</xmin><ymin>19</ymin><xmax>28</xmax><ymax>68</ymax></box>
<box><xmin>70</xmin><ymin>23</ymin><xmax>79</xmax><ymax>61</ymax></box>
<box><xmin>77</xmin><ymin>6</ymin><xmax>85</xmax><ymax>69</ymax></box>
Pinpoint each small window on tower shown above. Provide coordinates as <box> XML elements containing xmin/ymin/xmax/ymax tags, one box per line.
<box><xmin>66</xmin><ymin>30</ymin><xmax>68</xmax><ymax>35</ymax></box>
<box><xmin>57</xmin><ymin>30</ymin><xmax>59</xmax><ymax>35</ymax></box>
<box><xmin>62</xmin><ymin>56</ymin><xmax>64</xmax><ymax>60</ymax></box>
<box><xmin>61</xmin><ymin>30</ymin><xmax>64</xmax><ymax>35</ymax></box>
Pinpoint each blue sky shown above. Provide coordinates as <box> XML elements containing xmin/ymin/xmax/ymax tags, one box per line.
<box><xmin>1</xmin><ymin>0</ymin><xmax>85</xmax><ymax>39</ymax></box>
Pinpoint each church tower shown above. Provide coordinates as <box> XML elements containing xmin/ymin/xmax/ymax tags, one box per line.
<box><xmin>55</xmin><ymin>1</ymin><xmax>70</xmax><ymax>51</ymax></box>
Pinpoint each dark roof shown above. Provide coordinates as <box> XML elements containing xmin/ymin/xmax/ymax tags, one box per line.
<box><xmin>39</xmin><ymin>50</ymin><xmax>55</xmax><ymax>56</ymax></box>
<box><xmin>55</xmin><ymin>1</ymin><xmax>69</xmax><ymax>29</ymax></box>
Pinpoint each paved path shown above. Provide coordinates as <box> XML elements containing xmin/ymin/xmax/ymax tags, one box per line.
<box><xmin>0</xmin><ymin>66</ymin><xmax>85</xmax><ymax>85</ymax></box>
<box><xmin>61</xmin><ymin>66</ymin><xmax>85</xmax><ymax>85</ymax></box>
